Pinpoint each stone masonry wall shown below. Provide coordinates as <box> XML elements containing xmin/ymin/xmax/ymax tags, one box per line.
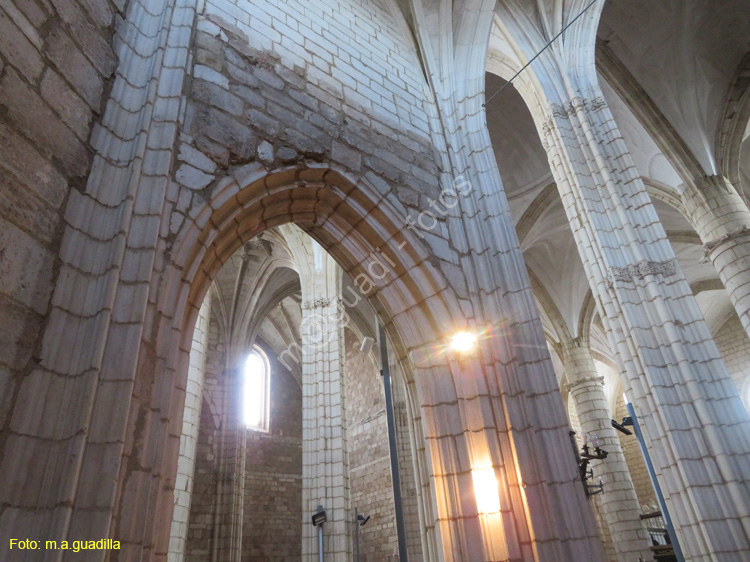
<box><xmin>184</xmin><ymin>311</ymin><xmax>303</xmax><ymax>562</ymax></box>
<box><xmin>242</xmin><ymin>349</ymin><xmax>302</xmax><ymax>562</ymax></box>
<box><xmin>344</xmin><ymin>329</ymin><xmax>399</xmax><ymax>561</ymax></box>
<box><xmin>169</xmin><ymin>296</ymin><xmax>212</xmax><ymax>561</ymax></box>
<box><xmin>170</xmin><ymin>12</ymin><xmax>447</xmax><ymax>556</ymax></box>
<box><xmin>168</xmin><ymin>1</ymin><xmax>443</xmax><ymax>271</ymax></box>
<box><xmin>0</xmin><ymin>0</ymin><xmax>121</xmax><ymax>431</ymax></box>
<box><xmin>202</xmin><ymin>0</ymin><xmax>431</xmax><ymax>139</ymax></box>
<box><xmin>185</xmin><ymin>307</ymin><xmax>224</xmax><ymax>562</ymax></box>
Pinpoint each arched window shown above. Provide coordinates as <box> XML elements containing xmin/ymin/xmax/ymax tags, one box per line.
<box><xmin>244</xmin><ymin>346</ymin><xmax>270</xmax><ymax>431</ymax></box>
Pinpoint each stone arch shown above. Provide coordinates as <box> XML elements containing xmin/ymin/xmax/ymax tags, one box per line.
<box><xmin>171</xmin><ymin>164</ymin><xmax>463</xmax><ymax>360</ymax></box>
<box><xmin>150</xmin><ymin>163</ymin><xmax>468</xmax><ymax>557</ymax></box>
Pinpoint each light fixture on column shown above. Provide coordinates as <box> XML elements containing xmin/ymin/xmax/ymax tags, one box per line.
<box><xmin>569</xmin><ymin>431</ymin><xmax>608</xmax><ymax>497</ymax></box>
<box><xmin>449</xmin><ymin>330</ymin><xmax>478</xmax><ymax>353</ymax></box>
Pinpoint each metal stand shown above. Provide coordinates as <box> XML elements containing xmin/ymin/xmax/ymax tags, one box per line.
<box><xmin>379</xmin><ymin>322</ymin><xmax>409</xmax><ymax>562</ymax></box>
<box><xmin>318</xmin><ymin>524</ymin><xmax>323</xmax><ymax>562</ymax></box>
<box><xmin>354</xmin><ymin>507</ymin><xmax>361</xmax><ymax>562</ymax></box>
<box><xmin>626</xmin><ymin>403</ymin><xmax>685</xmax><ymax>562</ymax></box>
<box><xmin>313</xmin><ymin>504</ymin><xmax>325</xmax><ymax>562</ymax></box>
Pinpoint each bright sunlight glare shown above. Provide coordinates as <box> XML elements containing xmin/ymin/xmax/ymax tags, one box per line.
<box><xmin>449</xmin><ymin>331</ymin><xmax>478</xmax><ymax>353</ymax></box>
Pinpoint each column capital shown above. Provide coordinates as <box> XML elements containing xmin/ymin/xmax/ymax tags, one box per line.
<box><xmin>547</xmin><ymin>95</ymin><xmax>608</xmax><ymax>120</ymax></box>
<box><xmin>693</xmin><ymin>173</ymin><xmax>735</xmax><ymax>193</ymax></box>
<box><xmin>301</xmin><ymin>297</ymin><xmax>342</xmax><ymax>309</ymax></box>
<box><xmin>565</xmin><ymin>375</ymin><xmax>605</xmax><ymax>393</ymax></box>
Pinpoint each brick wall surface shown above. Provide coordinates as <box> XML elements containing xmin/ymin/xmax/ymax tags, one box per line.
<box><xmin>0</xmin><ymin>0</ymin><xmax>122</xmax><ymax>430</ymax></box>
<box><xmin>185</xmin><ymin>305</ymin><xmax>303</xmax><ymax>562</ymax></box>
<box><xmin>202</xmin><ymin>0</ymin><xmax>431</xmax><ymax>138</ymax></box>
<box><xmin>170</xmin><ymin>11</ymin><xmax>447</xmax><ymax>556</ymax></box>
<box><xmin>169</xmin><ymin>2</ymin><xmax>441</xmax><ymax>255</ymax></box>
<box><xmin>242</xmin><ymin>350</ymin><xmax>302</xmax><ymax>562</ymax></box>
<box><xmin>344</xmin><ymin>329</ymin><xmax>399</xmax><ymax>561</ymax></box>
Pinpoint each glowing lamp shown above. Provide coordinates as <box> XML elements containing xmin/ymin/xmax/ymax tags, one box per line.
<box><xmin>450</xmin><ymin>331</ymin><xmax>477</xmax><ymax>353</ymax></box>
<box><xmin>472</xmin><ymin>466</ymin><xmax>500</xmax><ymax>514</ymax></box>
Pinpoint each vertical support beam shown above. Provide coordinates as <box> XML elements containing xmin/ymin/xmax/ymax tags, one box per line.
<box><xmin>627</xmin><ymin>403</ymin><xmax>685</xmax><ymax>562</ymax></box>
<box><xmin>379</xmin><ymin>322</ymin><xmax>408</xmax><ymax>562</ymax></box>
<box><xmin>538</xmin><ymin>89</ymin><xmax>750</xmax><ymax>559</ymax></box>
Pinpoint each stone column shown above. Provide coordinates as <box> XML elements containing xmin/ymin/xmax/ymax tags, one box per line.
<box><xmin>681</xmin><ymin>174</ymin><xmax>750</xmax><ymax>337</ymax></box>
<box><xmin>211</xmin><ymin>367</ymin><xmax>246</xmax><ymax>562</ymax></box>
<box><xmin>168</xmin><ymin>296</ymin><xmax>212</xmax><ymax>562</ymax></box>
<box><xmin>563</xmin><ymin>342</ymin><xmax>654</xmax><ymax>562</ymax></box>
<box><xmin>538</xmin><ymin>89</ymin><xmax>750</xmax><ymax>560</ymax></box>
<box><xmin>300</xmin><ymin>296</ymin><xmax>350</xmax><ymax>562</ymax></box>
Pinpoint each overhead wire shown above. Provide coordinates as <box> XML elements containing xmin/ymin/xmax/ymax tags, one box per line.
<box><xmin>483</xmin><ymin>0</ymin><xmax>599</xmax><ymax>106</ymax></box>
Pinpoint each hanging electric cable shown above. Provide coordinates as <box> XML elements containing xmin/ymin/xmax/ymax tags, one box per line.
<box><xmin>484</xmin><ymin>0</ymin><xmax>599</xmax><ymax>106</ymax></box>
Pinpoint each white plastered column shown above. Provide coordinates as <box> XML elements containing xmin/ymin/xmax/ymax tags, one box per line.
<box><xmin>168</xmin><ymin>295</ymin><xmax>212</xmax><ymax>562</ymax></box>
<box><xmin>562</xmin><ymin>342</ymin><xmax>654</xmax><ymax>562</ymax></box>
<box><xmin>400</xmin><ymin>1</ymin><xmax>608</xmax><ymax>558</ymax></box>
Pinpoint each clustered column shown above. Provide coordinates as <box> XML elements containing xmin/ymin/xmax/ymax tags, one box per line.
<box><xmin>563</xmin><ymin>341</ymin><xmax>654</xmax><ymax>562</ymax></box>
<box><xmin>681</xmin><ymin>174</ymin><xmax>750</xmax><ymax>337</ymax></box>
<box><xmin>541</xmin><ymin>88</ymin><xmax>750</xmax><ymax>560</ymax></box>
<box><xmin>300</xmin><ymin>296</ymin><xmax>350</xmax><ymax>562</ymax></box>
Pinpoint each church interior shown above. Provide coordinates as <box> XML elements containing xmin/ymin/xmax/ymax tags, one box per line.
<box><xmin>1</xmin><ymin>0</ymin><xmax>750</xmax><ymax>560</ymax></box>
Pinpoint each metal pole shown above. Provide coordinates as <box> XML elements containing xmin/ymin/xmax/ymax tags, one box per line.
<box><xmin>316</xmin><ymin>504</ymin><xmax>324</xmax><ymax>562</ymax></box>
<box><xmin>318</xmin><ymin>524</ymin><xmax>323</xmax><ymax>562</ymax></box>
<box><xmin>626</xmin><ymin>403</ymin><xmax>685</xmax><ymax>562</ymax></box>
<box><xmin>379</xmin><ymin>322</ymin><xmax>409</xmax><ymax>562</ymax></box>
<box><xmin>354</xmin><ymin>507</ymin><xmax>361</xmax><ymax>562</ymax></box>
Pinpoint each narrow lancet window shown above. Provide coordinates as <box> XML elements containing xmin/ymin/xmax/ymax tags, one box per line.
<box><xmin>244</xmin><ymin>347</ymin><xmax>270</xmax><ymax>430</ymax></box>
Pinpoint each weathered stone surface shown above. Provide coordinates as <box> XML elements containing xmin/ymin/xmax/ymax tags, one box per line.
<box><xmin>45</xmin><ymin>25</ymin><xmax>105</xmax><ymax>109</ymax></box>
<box><xmin>257</xmin><ymin>140</ymin><xmax>274</xmax><ymax>164</ymax></box>
<box><xmin>0</xmin><ymin>122</ymin><xmax>69</xmax><ymax>208</ymax></box>
<box><xmin>0</xmin><ymin>7</ymin><xmax>44</xmax><ymax>81</ymax></box>
<box><xmin>176</xmin><ymin>164</ymin><xmax>214</xmax><ymax>190</ymax></box>
<box><xmin>40</xmin><ymin>69</ymin><xmax>93</xmax><ymax>141</ymax></box>
<box><xmin>0</xmin><ymin>222</ymin><xmax>55</xmax><ymax>314</ymax></box>
<box><xmin>179</xmin><ymin>143</ymin><xmax>218</xmax><ymax>174</ymax></box>
<box><xmin>193</xmin><ymin>106</ymin><xmax>257</xmax><ymax>161</ymax></box>
<box><xmin>0</xmin><ymin>68</ymin><xmax>90</xmax><ymax>178</ymax></box>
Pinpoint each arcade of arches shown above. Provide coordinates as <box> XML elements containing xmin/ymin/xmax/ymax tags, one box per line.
<box><xmin>1</xmin><ymin>0</ymin><xmax>750</xmax><ymax>561</ymax></box>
